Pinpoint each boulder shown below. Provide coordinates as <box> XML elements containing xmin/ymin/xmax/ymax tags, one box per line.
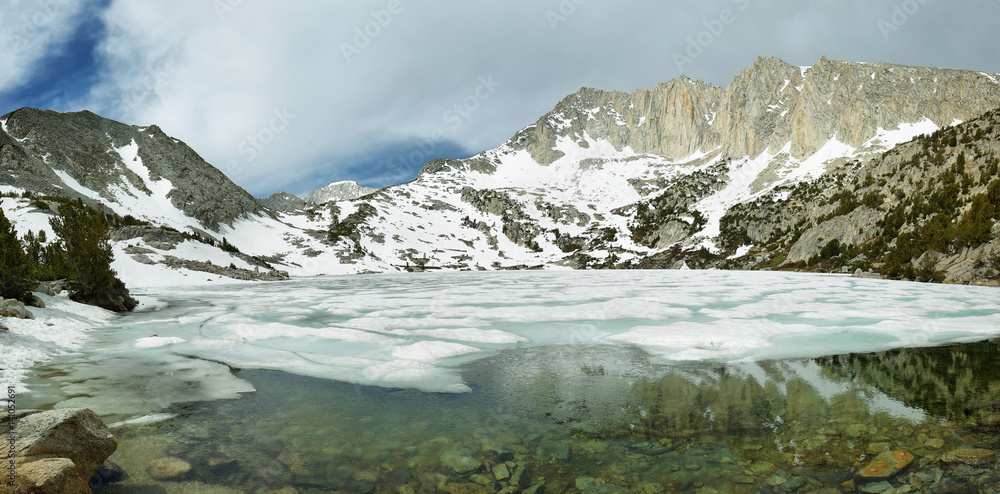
<box><xmin>0</xmin><ymin>298</ymin><xmax>32</xmax><ymax>319</ymax></box>
<box><xmin>34</xmin><ymin>282</ymin><xmax>58</xmax><ymax>296</ymax></box>
<box><xmin>3</xmin><ymin>458</ymin><xmax>90</xmax><ymax>494</ymax></box>
<box><xmin>1</xmin><ymin>409</ymin><xmax>117</xmax><ymax>494</ymax></box>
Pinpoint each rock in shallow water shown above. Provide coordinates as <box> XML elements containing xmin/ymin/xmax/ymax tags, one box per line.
<box><xmin>441</xmin><ymin>448</ymin><xmax>482</xmax><ymax>474</ymax></box>
<box><xmin>146</xmin><ymin>457</ymin><xmax>192</xmax><ymax>480</ymax></box>
<box><xmin>942</xmin><ymin>448</ymin><xmax>998</xmax><ymax>465</ymax></box>
<box><xmin>856</xmin><ymin>451</ymin><xmax>914</xmax><ymax>481</ymax></box>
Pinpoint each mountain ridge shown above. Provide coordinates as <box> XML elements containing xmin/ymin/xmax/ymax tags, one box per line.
<box><xmin>2</xmin><ymin>56</ymin><xmax>999</xmax><ymax>286</ymax></box>
<box><xmin>0</xmin><ymin>108</ymin><xmax>261</xmax><ymax>231</ymax></box>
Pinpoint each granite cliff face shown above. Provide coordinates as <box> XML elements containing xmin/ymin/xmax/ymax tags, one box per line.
<box><xmin>0</xmin><ymin>108</ymin><xmax>260</xmax><ymax>230</ymax></box>
<box><xmin>499</xmin><ymin>56</ymin><xmax>1000</xmax><ymax>167</ymax></box>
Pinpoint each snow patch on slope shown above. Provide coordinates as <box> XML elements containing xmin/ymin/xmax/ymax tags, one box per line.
<box><xmin>857</xmin><ymin>117</ymin><xmax>940</xmax><ymax>154</ymax></box>
<box><xmin>107</xmin><ymin>139</ymin><xmax>202</xmax><ymax>230</ymax></box>
<box><xmin>693</xmin><ymin>143</ymin><xmax>791</xmax><ymax>247</ymax></box>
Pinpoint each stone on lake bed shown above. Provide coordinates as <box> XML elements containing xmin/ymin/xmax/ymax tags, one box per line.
<box><xmin>860</xmin><ymin>480</ymin><xmax>894</xmax><ymax>493</ymax></box>
<box><xmin>576</xmin><ymin>477</ymin><xmax>596</xmax><ymax>490</ymax></box>
<box><xmin>523</xmin><ymin>483</ymin><xmax>545</xmax><ymax>494</ymax></box>
<box><xmin>537</xmin><ymin>440</ymin><xmax>572</xmax><ymax>461</ymax></box>
<box><xmin>750</xmin><ymin>461</ymin><xmax>777</xmax><ymax>475</ymax></box>
<box><xmin>491</xmin><ymin>462</ymin><xmax>510</xmax><ymax>480</ymax></box>
<box><xmin>147</xmin><ymin>457</ymin><xmax>192</xmax><ymax>480</ymax></box>
<box><xmin>856</xmin><ymin>451</ymin><xmax>914</xmax><ymax>481</ymax></box>
<box><xmin>441</xmin><ymin>448</ymin><xmax>482</xmax><ymax>474</ymax></box>
<box><xmin>846</xmin><ymin>424</ymin><xmax>874</xmax><ymax>437</ymax></box>
<box><xmin>470</xmin><ymin>473</ymin><xmax>493</xmax><ymax>486</ymax></box>
<box><xmin>640</xmin><ymin>482</ymin><xmax>666</xmax><ymax>494</ymax></box>
<box><xmin>510</xmin><ymin>465</ymin><xmax>532</xmax><ymax>488</ymax></box>
<box><xmin>941</xmin><ymin>448</ymin><xmax>998</xmax><ymax>465</ymax></box>
<box><xmin>582</xmin><ymin>484</ymin><xmax>630</xmax><ymax>494</ymax></box>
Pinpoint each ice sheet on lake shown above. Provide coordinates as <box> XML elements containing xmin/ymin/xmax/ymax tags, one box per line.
<box><xmin>11</xmin><ymin>271</ymin><xmax>1000</xmax><ymax>418</ymax></box>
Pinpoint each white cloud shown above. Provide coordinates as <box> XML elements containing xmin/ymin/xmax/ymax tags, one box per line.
<box><xmin>0</xmin><ymin>0</ymin><xmax>91</xmax><ymax>93</ymax></box>
<box><xmin>71</xmin><ymin>1</ymin><xmax>1000</xmax><ymax>196</ymax></box>
<box><xmin>80</xmin><ymin>1</ymin><xmax>706</xmax><ymax>195</ymax></box>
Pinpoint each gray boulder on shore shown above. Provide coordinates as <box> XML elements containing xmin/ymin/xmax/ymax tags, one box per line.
<box><xmin>0</xmin><ymin>299</ymin><xmax>32</xmax><ymax>320</ymax></box>
<box><xmin>1</xmin><ymin>409</ymin><xmax>117</xmax><ymax>494</ymax></box>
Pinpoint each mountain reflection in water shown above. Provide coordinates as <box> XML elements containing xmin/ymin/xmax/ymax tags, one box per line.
<box><xmin>96</xmin><ymin>339</ymin><xmax>1000</xmax><ymax>494</ymax></box>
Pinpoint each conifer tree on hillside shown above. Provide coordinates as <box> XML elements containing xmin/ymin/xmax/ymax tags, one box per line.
<box><xmin>0</xmin><ymin>208</ymin><xmax>35</xmax><ymax>301</ymax></box>
<box><xmin>49</xmin><ymin>202</ymin><xmax>137</xmax><ymax>312</ymax></box>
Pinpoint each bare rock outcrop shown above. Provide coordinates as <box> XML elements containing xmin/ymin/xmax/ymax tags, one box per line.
<box><xmin>1</xmin><ymin>409</ymin><xmax>117</xmax><ymax>494</ymax></box>
<box><xmin>482</xmin><ymin>56</ymin><xmax>1000</xmax><ymax>169</ymax></box>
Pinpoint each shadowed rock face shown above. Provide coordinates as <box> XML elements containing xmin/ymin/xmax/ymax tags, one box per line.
<box><xmin>0</xmin><ymin>108</ymin><xmax>260</xmax><ymax>230</ymax></box>
<box><xmin>498</xmin><ymin>56</ymin><xmax>1000</xmax><ymax>166</ymax></box>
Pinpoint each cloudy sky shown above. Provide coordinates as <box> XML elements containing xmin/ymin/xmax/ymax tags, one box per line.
<box><xmin>2</xmin><ymin>1</ymin><xmax>998</xmax><ymax>197</ymax></box>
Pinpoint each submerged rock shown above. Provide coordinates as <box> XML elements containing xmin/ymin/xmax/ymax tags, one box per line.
<box><xmin>941</xmin><ymin>448</ymin><xmax>998</xmax><ymax>466</ymax></box>
<box><xmin>856</xmin><ymin>451</ymin><xmax>914</xmax><ymax>481</ymax></box>
<box><xmin>441</xmin><ymin>448</ymin><xmax>481</xmax><ymax>474</ymax></box>
<box><xmin>146</xmin><ymin>457</ymin><xmax>192</xmax><ymax>480</ymax></box>
<box><xmin>537</xmin><ymin>440</ymin><xmax>572</xmax><ymax>461</ymax></box>
<box><xmin>510</xmin><ymin>464</ymin><xmax>532</xmax><ymax>488</ymax></box>
<box><xmin>582</xmin><ymin>484</ymin><xmax>629</xmax><ymax>494</ymax></box>
<box><xmin>491</xmin><ymin>462</ymin><xmax>510</xmax><ymax>480</ymax></box>
<box><xmin>90</xmin><ymin>459</ymin><xmax>125</xmax><ymax>487</ymax></box>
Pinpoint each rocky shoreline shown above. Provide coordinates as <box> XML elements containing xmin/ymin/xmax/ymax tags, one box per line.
<box><xmin>2</xmin><ymin>409</ymin><xmax>119</xmax><ymax>494</ymax></box>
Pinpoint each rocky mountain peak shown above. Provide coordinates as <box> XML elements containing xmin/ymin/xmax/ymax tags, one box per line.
<box><xmin>304</xmin><ymin>180</ymin><xmax>376</xmax><ymax>205</ymax></box>
<box><xmin>258</xmin><ymin>191</ymin><xmax>306</xmax><ymax>211</ymax></box>
<box><xmin>492</xmin><ymin>56</ymin><xmax>1000</xmax><ymax>172</ymax></box>
<box><xmin>0</xmin><ymin>107</ymin><xmax>260</xmax><ymax>230</ymax></box>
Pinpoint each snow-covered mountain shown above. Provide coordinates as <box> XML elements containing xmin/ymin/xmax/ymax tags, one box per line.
<box><xmin>257</xmin><ymin>191</ymin><xmax>305</xmax><ymax>211</ymax></box>
<box><xmin>304</xmin><ymin>180</ymin><xmax>376</xmax><ymax>205</ymax></box>
<box><xmin>2</xmin><ymin>56</ymin><xmax>1000</xmax><ymax>286</ymax></box>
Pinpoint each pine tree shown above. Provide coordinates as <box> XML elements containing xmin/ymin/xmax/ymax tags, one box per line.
<box><xmin>49</xmin><ymin>203</ymin><xmax>137</xmax><ymax>312</ymax></box>
<box><xmin>0</xmin><ymin>208</ymin><xmax>35</xmax><ymax>301</ymax></box>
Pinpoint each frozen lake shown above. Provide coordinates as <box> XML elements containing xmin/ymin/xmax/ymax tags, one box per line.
<box><xmin>11</xmin><ymin>270</ymin><xmax>1000</xmax><ymax>492</ymax></box>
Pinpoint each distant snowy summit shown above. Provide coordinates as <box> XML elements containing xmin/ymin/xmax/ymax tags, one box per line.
<box><xmin>258</xmin><ymin>182</ymin><xmax>376</xmax><ymax>211</ymax></box>
<box><xmin>304</xmin><ymin>180</ymin><xmax>376</xmax><ymax>205</ymax></box>
<box><xmin>257</xmin><ymin>191</ymin><xmax>305</xmax><ymax>211</ymax></box>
